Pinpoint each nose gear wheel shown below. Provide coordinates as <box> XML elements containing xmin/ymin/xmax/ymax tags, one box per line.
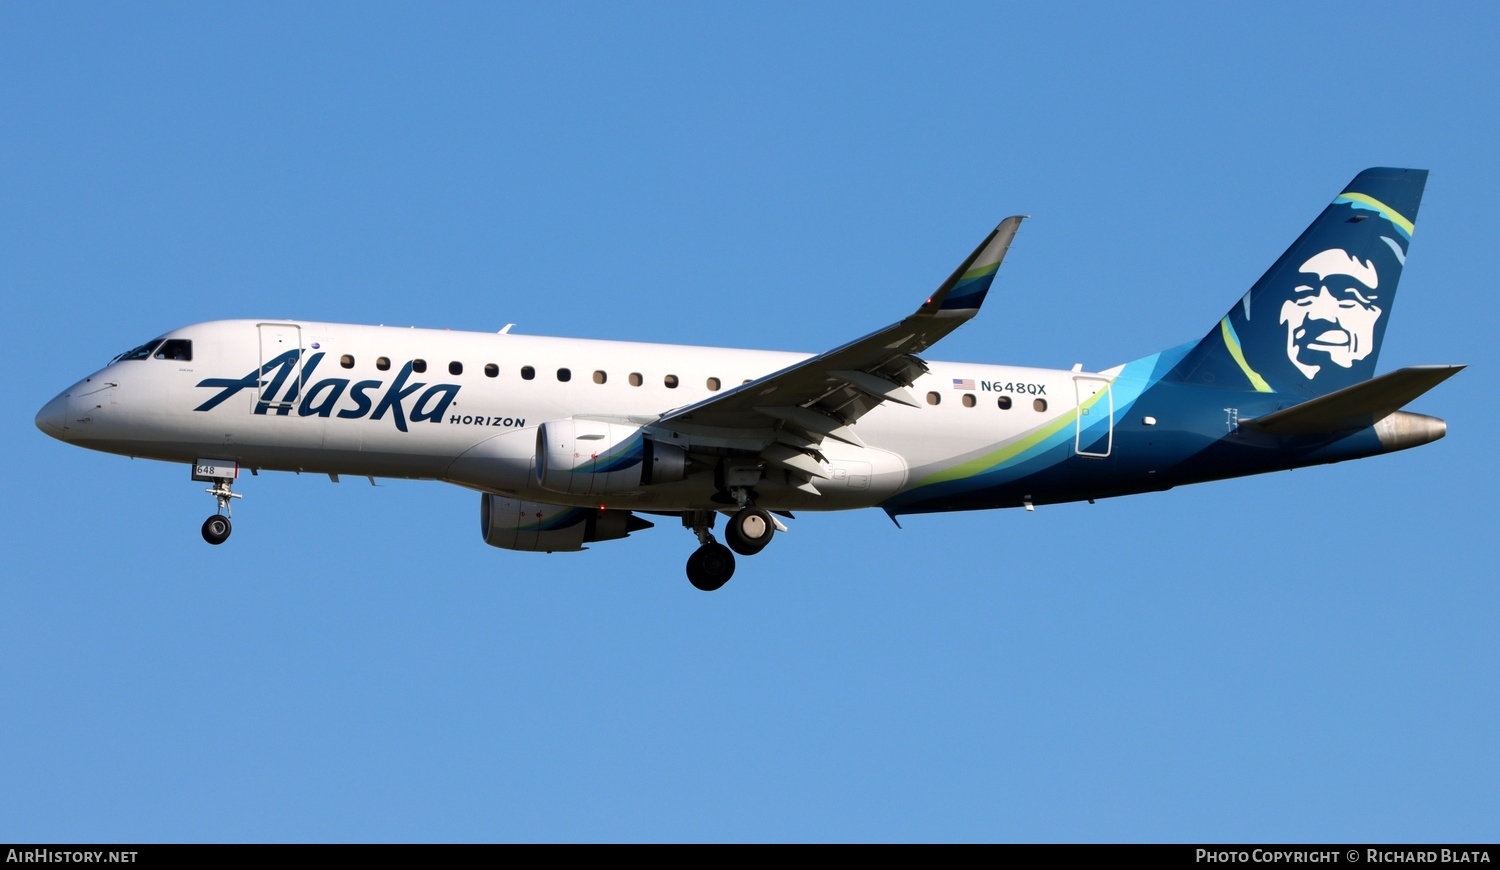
<box><xmin>201</xmin><ymin>515</ymin><xmax>232</xmax><ymax>545</ymax></box>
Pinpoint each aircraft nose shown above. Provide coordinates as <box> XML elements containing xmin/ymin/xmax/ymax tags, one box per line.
<box><xmin>35</xmin><ymin>392</ymin><xmax>69</xmax><ymax>438</ymax></box>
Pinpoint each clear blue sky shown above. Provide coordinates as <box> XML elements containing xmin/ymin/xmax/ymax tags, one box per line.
<box><xmin>3</xmin><ymin>2</ymin><xmax>1496</xmax><ymax>842</ymax></box>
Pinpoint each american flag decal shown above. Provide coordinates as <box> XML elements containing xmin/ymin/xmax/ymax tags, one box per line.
<box><xmin>952</xmin><ymin>378</ymin><xmax>975</xmax><ymax>390</ymax></box>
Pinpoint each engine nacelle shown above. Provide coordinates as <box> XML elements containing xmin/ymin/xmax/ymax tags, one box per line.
<box><xmin>535</xmin><ymin>418</ymin><xmax>687</xmax><ymax>496</ymax></box>
<box><xmin>480</xmin><ymin>495</ymin><xmax>653</xmax><ymax>553</ymax></box>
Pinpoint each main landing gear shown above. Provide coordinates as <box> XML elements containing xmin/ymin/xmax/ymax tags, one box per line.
<box><xmin>683</xmin><ymin>502</ymin><xmax>781</xmax><ymax>591</ymax></box>
<box><xmin>686</xmin><ymin>540</ymin><xmax>736</xmax><ymax>592</ymax></box>
<box><xmin>201</xmin><ymin>476</ymin><xmax>242</xmax><ymax>545</ymax></box>
<box><xmin>683</xmin><ymin>510</ymin><xmax>733</xmax><ymax>591</ymax></box>
<box><xmin>725</xmin><ymin>506</ymin><xmax>775</xmax><ymax>556</ymax></box>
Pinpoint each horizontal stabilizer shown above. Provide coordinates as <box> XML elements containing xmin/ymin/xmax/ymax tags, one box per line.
<box><xmin>1241</xmin><ymin>365</ymin><xmax>1464</xmax><ymax>435</ymax></box>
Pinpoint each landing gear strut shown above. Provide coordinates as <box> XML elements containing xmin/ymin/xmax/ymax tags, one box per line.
<box><xmin>684</xmin><ymin>510</ymin><xmax>735</xmax><ymax>591</ymax></box>
<box><xmin>201</xmin><ymin>477</ymin><xmax>242</xmax><ymax>546</ymax></box>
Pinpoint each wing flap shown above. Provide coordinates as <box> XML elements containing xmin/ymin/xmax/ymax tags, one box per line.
<box><xmin>755</xmin><ymin>405</ymin><xmax>867</xmax><ymax>447</ymax></box>
<box><xmin>827</xmin><ymin>370</ymin><xmax>922</xmax><ymax>408</ymax></box>
<box><xmin>762</xmin><ymin>444</ymin><xmax>832</xmax><ymax>479</ymax></box>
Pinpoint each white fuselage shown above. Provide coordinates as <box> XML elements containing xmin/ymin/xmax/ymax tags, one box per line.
<box><xmin>41</xmin><ymin>319</ymin><xmax>1107</xmax><ymax>513</ymax></box>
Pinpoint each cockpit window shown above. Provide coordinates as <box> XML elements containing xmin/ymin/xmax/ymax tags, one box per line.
<box><xmin>111</xmin><ymin>338</ymin><xmax>164</xmax><ymax>363</ymax></box>
<box><xmin>154</xmin><ymin>339</ymin><xmax>192</xmax><ymax>361</ymax></box>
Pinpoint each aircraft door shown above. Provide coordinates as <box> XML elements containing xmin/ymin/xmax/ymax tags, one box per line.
<box><xmin>1073</xmin><ymin>376</ymin><xmax>1113</xmax><ymax>459</ymax></box>
<box><xmin>256</xmin><ymin>322</ymin><xmax>304</xmax><ymax>413</ymax></box>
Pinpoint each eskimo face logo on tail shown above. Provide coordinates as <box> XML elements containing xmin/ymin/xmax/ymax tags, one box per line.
<box><xmin>193</xmin><ymin>350</ymin><xmax>461</xmax><ymax>432</ymax></box>
<box><xmin>1280</xmin><ymin>248</ymin><xmax>1383</xmax><ymax>379</ymax></box>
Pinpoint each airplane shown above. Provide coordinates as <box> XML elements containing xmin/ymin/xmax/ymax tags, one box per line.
<box><xmin>35</xmin><ymin>168</ymin><xmax>1462</xmax><ymax>591</ymax></box>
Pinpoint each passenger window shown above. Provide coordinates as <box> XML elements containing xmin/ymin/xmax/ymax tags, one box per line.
<box><xmin>412</xmin><ymin>359</ymin><xmax>427</xmax><ymax>373</ymax></box>
<box><xmin>521</xmin><ymin>366</ymin><xmax>535</xmax><ymax>381</ymax></box>
<box><xmin>376</xmin><ymin>357</ymin><xmax>391</xmax><ymax>371</ymax></box>
<box><xmin>153</xmin><ymin>339</ymin><xmax>193</xmax><ymax>361</ymax></box>
<box><xmin>449</xmin><ymin>361</ymin><xmax>462</xmax><ymax>376</ymax></box>
<box><xmin>340</xmin><ymin>354</ymin><xmax>355</xmax><ymax>369</ymax></box>
<box><xmin>997</xmin><ymin>396</ymin><xmax>1012</xmax><ymax>410</ymax></box>
<box><xmin>1033</xmin><ymin>398</ymin><xmax>1048</xmax><ymax>412</ymax></box>
<box><xmin>629</xmin><ymin>373</ymin><xmax>643</xmax><ymax>387</ymax></box>
<box><xmin>484</xmin><ymin>364</ymin><xmax>499</xmax><ymax>378</ymax></box>
<box><xmin>706</xmin><ymin>377</ymin><xmax>721</xmax><ymax>391</ymax></box>
<box><xmin>962</xmin><ymin>393</ymin><xmax>976</xmax><ymax>408</ymax></box>
<box><xmin>557</xmin><ymin>368</ymin><xmax>572</xmax><ymax>382</ymax></box>
<box><xmin>926</xmin><ymin>391</ymin><xmax>941</xmax><ymax>405</ymax></box>
<box><xmin>593</xmin><ymin>370</ymin><xmax>607</xmax><ymax>384</ymax></box>
<box><xmin>664</xmin><ymin>374</ymin><xmax>679</xmax><ymax>389</ymax></box>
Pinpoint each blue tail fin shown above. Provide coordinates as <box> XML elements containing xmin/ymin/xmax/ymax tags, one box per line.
<box><xmin>1165</xmin><ymin>168</ymin><xmax>1427</xmax><ymax>397</ymax></box>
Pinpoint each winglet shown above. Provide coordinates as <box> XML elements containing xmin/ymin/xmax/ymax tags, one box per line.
<box><xmin>920</xmin><ymin>215</ymin><xmax>1026</xmax><ymax>318</ymax></box>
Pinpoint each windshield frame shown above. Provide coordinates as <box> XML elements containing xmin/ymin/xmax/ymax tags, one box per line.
<box><xmin>110</xmin><ymin>338</ymin><xmax>165</xmax><ymax>364</ymax></box>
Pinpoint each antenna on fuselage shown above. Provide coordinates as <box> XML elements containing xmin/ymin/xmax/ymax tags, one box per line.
<box><xmin>498</xmin><ymin>323</ymin><xmax>515</xmax><ymax>334</ymax></box>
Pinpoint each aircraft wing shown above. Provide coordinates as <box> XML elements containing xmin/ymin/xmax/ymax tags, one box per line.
<box><xmin>652</xmin><ymin>216</ymin><xmax>1025</xmax><ymax>487</ymax></box>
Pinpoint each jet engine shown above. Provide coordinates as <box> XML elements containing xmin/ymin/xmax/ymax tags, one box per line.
<box><xmin>535</xmin><ymin>418</ymin><xmax>687</xmax><ymax>496</ymax></box>
<box><xmin>480</xmin><ymin>494</ymin><xmax>654</xmax><ymax>552</ymax></box>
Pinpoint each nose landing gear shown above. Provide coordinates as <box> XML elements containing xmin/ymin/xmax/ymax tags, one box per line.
<box><xmin>200</xmin><ymin>476</ymin><xmax>242</xmax><ymax>546</ymax></box>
